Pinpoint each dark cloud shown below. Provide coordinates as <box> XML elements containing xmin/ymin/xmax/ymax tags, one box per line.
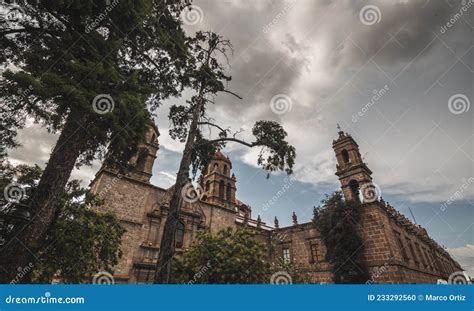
<box><xmin>5</xmin><ymin>0</ymin><xmax>472</xmax><ymax>257</ymax></box>
<box><xmin>340</xmin><ymin>0</ymin><xmax>459</xmax><ymax>65</ymax></box>
<box><xmin>7</xmin><ymin>0</ymin><xmax>473</xmax><ymax>207</ymax></box>
<box><xmin>7</xmin><ymin>122</ymin><xmax>57</xmax><ymax>167</ymax></box>
<box><xmin>185</xmin><ymin>0</ymin><xmax>309</xmax><ymax>118</ymax></box>
<box><xmin>180</xmin><ymin>0</ymin><xmax>473</xmax><ymax>205</ymax></box>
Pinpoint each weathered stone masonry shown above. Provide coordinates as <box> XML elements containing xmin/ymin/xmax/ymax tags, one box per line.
<box><xmin>90</xmin><ymin>122</ymin><xmax>463</xmax><ymax>284</ymax></box>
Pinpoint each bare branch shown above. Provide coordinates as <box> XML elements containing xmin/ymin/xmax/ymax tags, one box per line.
<box><xmin>203</xmin><ymin>98</ymin><xmax>215</xmax><ymax>104</ymax></box>
<box><xmin>198</xmin><ymin>137</ymin><xmax>257</xmax><ymax>148</ymax></box>
<box><xmin>0</xmin><ymin>27</ymin><xmax>54</xmax><ymax>36</ymax></box>
<box><xmin>232</xmin><ymin>128</ymin><xmax>244</xmax><ymax>138</ymax></box>
<box><xmin>222</xmin><ymin>90</ymin><xmax>242</xmax><ymax>99</ymax></box>
<box><xmin>197</xmin><ymin>121</ymin><xmax>228</xmax><ymax>134</ymax></box>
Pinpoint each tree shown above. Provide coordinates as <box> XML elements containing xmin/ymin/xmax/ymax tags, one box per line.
<box><xmin>154</xmin><ymin>31</ymin><xmax>296</xmax><ymax>283</ymax></box>
<box><xmin>0</xmin><ymin>161</ymin><xmax>124</xmax><ymax>284</ymax></box>
<box><xmin>312</xmin><ymin>192</ymin><xmax>369</xmax><ymax>284</ymax></box>
<box><xmin>170</xmin><ymin>228</ymin><xmax>271</xmax><ymax>284</ymax></box>
<box><xmin>0</xmin><ymin>0</ymin><xmax>189</xmax><ymax>282</ymax></box>
<box><xmin>32</xmin><ymin>180</ymin><xmax>125</xmax><ymax>284</ymax></box>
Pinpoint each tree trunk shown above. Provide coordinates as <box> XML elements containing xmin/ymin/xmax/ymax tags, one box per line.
<box><xmin>154</xmin><ymin>99</ymin><xmax>203</xmax><ymax>284</ymax></box>
<box><xmin>0</xmin><ymin>111</ymin><xmax>86</xmax><ymax>283</ymax></box>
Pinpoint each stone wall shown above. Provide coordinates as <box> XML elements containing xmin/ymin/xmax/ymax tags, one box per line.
<box><xmin>272</xmin><ymin>223</ymin><xmax>333</xmax><ymax>284</ymax></box>
<box><xmin>90</xmin><ymin>170</ymin><xmax>462</xmax><ymax>284</ymax></box>
<box><xmin>271</xmin><ymin>202</ymin><xmax>462</xmax><ymax>284</ymax></box>
<box><xmin>90</xmin><ymin>169</ymin><xmax>241</xmax><ymax>283</ymax></box>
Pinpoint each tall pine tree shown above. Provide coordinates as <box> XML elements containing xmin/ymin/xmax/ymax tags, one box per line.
<box><xmin>0</xmin><ymin>0</ymin><xmax>190</xmax><ymax>283</ymax></box>
<box><xmin>154</xmin><ymin>32</ymin><xmax>296</xmax><ymax>283</ymax></box>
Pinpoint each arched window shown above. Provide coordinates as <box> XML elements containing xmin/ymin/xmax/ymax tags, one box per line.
<box><xmin>349</xmin><ymin>180</ymin><xmax>360</xmax><ymax>203</ymax></box>
<box><xmin>205</xmin><ymin>180</ymin><xmax>210</xmax><ymax>192</ymax></box>
<box><xmin>150</xmin><ymin>133</ymin><xmax>156</xmax><ymax>144</ymax></box>
<box><xmin>218</xmin><ymin>180</ymin><xmax>225</xmax><ymax>199</ymax></box>
<box><xmin>175</xmin><ymin>222</ymin><xmax>185</xmax><ymax>249</ymax></box>
<box><xmin>226</xmin><ymin>182</ymin><xmax>232</xmax><ymax>200</ymax></box>
<box><xmin>146</xmin><ymin>218</ymin><xmax>160</xmax><ymax>245</ymax></box>
<box><xmin>213</xmin><ymin>163</ymin><xmax>219</xmax><ymax>172</ymax></box>
<box><xmin>223</xmin><ymin>165</ymin><xmax>228</xmax><ymax>175</ymax></box>
<box><xmin>342</xmin><ymin>149</ymin><xmax>350</xmax><ymax>163</ymax></box>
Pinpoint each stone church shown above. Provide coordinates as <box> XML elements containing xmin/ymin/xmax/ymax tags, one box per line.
<box><xmin>90</xmin><ymin>122</ymin><xmax>463</xmax><ymax>284</ymax></box>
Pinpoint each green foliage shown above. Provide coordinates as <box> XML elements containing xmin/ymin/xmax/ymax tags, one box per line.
<box><xmin>1</xmin><ymin>2</ymin><xmax>189</xmax><ymax>279</ymax></box>
<box><xmin>0</xmin><ymin>161</ymin><xmax>125</xmax><ymax>284</ymax></box>
<box><xmin>1</xmin><ymin>0</ymin><xmax>190</xmax><ymax>165</ymax></box>
<box><xmin>157</xmin><ymin>30</ymin><xmax>296</xmax><ymax>282</ymax></box>
<box><xmin>170</xmin><ymin>228</ymin><xmax>271</xmax><ymax>284</ymax></box>
<box><xmin>270</xmin><ymin>260</ymin><xmax>312</xmax><ymax>284</ymax></box>
<box><xmin>252</xmin><ymin>120</ymin><xmax>296</xmax><ymax>176</ymax></box>
<box><xmin>189</xmin><ymin>130</ymin><xmax>223</xmax><ymax>177</ymax></box>
<box><xmin>167</xmin><ymin>31</ymin><xmax>232</xmax><ymax>177</ymax></box>
<box><xmin>33</xmin><ymin>180</ymin><xmax>125</xmax><ymax>284</ymax></box>
<box><xmin>167</xmin><ymin>31</ymin><xmax>296</xmax><ymax>178</ymax></box>
<box><xmin>0</xmin><ymin>160</ymin><xmax>42</xmax><ymax>206</ymax></box>
<box><xmin>268</xmin><ymin>232</ymin><xmax>311</xmax><ymax>284</ymax></box>
<box><xmin>0</xmin><ymin>160</ymin><xmax>43</xmax><ymax>246</ymax></box>
<box><xmin>312</xmin><ymin>192</ymin><xmax>369</xmax><ymax>284</ymax></box>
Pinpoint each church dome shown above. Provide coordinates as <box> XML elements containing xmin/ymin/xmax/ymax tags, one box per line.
<box><xmin>213</xmin><ymin>151</ymin><xmax>231</xmax><ymax>163</ymax></box>
<box><xmin>212</xmin><ymin>151</ymin><xmax>231</xmax><ymax>163</ymax></box>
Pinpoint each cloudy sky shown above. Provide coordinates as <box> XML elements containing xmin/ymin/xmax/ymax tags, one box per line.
<box><xmin>7</xmin><ymin>0</ymin><xmax>473</xmax><ymax>275</ymax></box>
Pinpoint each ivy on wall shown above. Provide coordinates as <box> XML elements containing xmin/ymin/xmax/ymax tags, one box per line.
<box><xmin>312</xmin><ymin>191</ymin><xmax>369</xmax><ymax>284</ymax></box>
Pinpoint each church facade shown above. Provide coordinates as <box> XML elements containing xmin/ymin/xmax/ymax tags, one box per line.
<box><xmin>90</xmin><ymin>123</ymin><xmax>463</xmax><ymax>284</ymax></box>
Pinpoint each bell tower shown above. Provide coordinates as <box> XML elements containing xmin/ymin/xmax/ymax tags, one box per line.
<box><xmin>333</xmin><ymin>126</ymin><xmax>373</xmax><ymax>203</ymax></box>
<box><xmin>127</xmin><ymin>121</ymin><xmax>160</xmax><ymax>183</ymax></box>
<box><xmin>91</xmin><ymin>119</ymin><xmax>159</xmax><ymax>199</ymax></box>
<box><xmin>201</xmin><ymin>151</ymin><xmax>236</xmax><ymax>210</ymax></box>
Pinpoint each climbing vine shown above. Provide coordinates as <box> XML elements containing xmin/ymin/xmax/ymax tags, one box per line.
<box><xmin>312</xmin><ymin>191</ymin><xmax>369</xmax><ymax>284</ymax></box>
